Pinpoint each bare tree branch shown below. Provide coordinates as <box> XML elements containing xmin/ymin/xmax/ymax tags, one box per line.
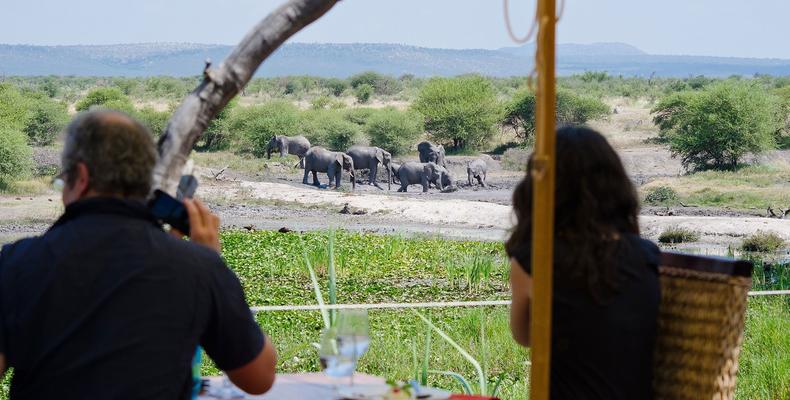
<box><xmin>152</xmin><ymin>0</ymin><xmax>340</xmax><ymax>195</ymax></box>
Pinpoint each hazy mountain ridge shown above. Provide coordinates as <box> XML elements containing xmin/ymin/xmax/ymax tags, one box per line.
<box><xmin>2</xmin><ymin>42</ymin><xmax>789</xmax><ymax>77</ymax></box>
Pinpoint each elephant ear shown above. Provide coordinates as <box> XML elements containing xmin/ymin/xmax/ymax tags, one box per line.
<box><xmin>375</xmin><ymin>149</ymin><xmax>383</xmax><ymax>164</ymax></box>
<box><xmin>335</xmin><ymin>153</ymin><xmax>345</xmax><ymax>166</ymax></box>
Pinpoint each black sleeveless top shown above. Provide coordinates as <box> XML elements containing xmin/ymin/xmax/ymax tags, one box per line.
<box><xmin>511</xmin><ymin>234</ymin><xmax>660</xmax><ymax>400</ymax></box>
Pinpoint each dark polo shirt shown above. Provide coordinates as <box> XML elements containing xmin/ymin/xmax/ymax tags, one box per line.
<box><xmin>0</xmin><ymin>197</ymin><xmax>264</xmax><ymax>399</ymax></box>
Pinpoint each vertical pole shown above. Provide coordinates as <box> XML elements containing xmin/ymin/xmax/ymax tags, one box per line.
<box><xmin>529</xmin><ymin>0</ymin><xmax>556</xmax><ymax>399</ymax></box>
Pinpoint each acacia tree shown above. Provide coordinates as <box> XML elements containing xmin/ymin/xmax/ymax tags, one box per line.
<box><xmin>412</xmin><ymin>76</ymin><xmax>501</xmax><ymax>150</ymax></box>
<box><xmin>652</xmin><ymin>81</ymin><xmax>781</xmax><ymax>170</ymax></box>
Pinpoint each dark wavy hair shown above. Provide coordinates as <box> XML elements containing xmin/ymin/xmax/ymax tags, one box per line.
<box><xmin>505</xmin><ymin>126</ymin><xmax>640</xmax><ymax>302</ymax></box>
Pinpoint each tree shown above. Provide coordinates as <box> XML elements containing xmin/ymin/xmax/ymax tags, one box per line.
<box><xmin>135</xmin><ymin>107</ymin><xmax>171</xmax><ymax>139</ymax></box>
<box><xmin>349</xmin><ymin>71</ymin><xmax>401</xmax><ymax>95</ymax></box>
<box><xmin>197</xmin><ymin>99</ymin><xmax>237</xmax><ymax>150</ymax></box>
<box><xmin>412</xmin><ymin>76</ymin><xmax>501</xmax><ymax>149</ymax></box>
<box><xmin>504</xmin><ymin>88</ymin><xmax>609</xmax><ymax>143</ymax></box>
<box><xmin>323</xmin><ymin>78</ymin><xmax>347</xmax><ymax>97</ymax></box>
<box><xmin>652</xmin><ymin>81</ymin><xmax>781</xmax><ymax>170</ymax></box>
<box><xmin>75</xmin><ymin>87</ymin><xmax>134</xmax><ymax>112</ymax></box>
<box><xmin>0</xmin><ymin>84</ymin><xmax>30</xmax><ymax>131</ymax></box>
<box><xmin>365</xmin><ymin>108</ymin><xmax>424</xmax><ymax>155</ymax></box>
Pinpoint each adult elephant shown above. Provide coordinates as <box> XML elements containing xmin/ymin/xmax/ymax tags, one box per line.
<box><xmin>303</xmin><ymin>147</ymin><xmax>356</xmax><ymax>190</ymax></box>
<box><xmin>467</xmin><ymin>158</ymin><xmax>488</xmax><ymax>188</ymax></box>
<box><xmin>417</xmin><ymin>141</ymin><xmax>446</xmax><ymax>167</ymax></box>
<box><xmin>396</xmin><ymin>161</ymin><xmax>452</xmax><ymax>193</ymax></box>
<box><xmin>266</xmin><ymin>135</ymin><xmax>311</xmax><ymax>168</ymax></box>
<box><xmin>346</xmin><ymin>145</ymin><xmax>392</xmax><ymax>190</ymax></box>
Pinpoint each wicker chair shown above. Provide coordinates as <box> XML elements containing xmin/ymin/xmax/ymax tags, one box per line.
<box><xmin>653</xmin><ymin>252</ymin><xmax>753</xmax><ymax>400</ymax></box>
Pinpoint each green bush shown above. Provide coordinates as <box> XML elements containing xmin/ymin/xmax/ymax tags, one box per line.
<box><xmin>365</xmin><ymin>108</ymin><xmax>423</xmax><ymax>155</ymax></box>
<box><xmin>310</xmin><ymin>95</ymin><xmax>332</xmax><ymax>110</ymax></box>
<box><xmin>413</xmin><ymin>75</ymin><xmax>501</xmax><ymax>149</ymax></box>
<box><xmin>0</xmin><ymin>128</ymin><xmax>34</xmax><ymax>186</ymax></box>
<box><xmin>75</xmin><ymin>87</ymin><xmax>134</xmax><ymax>112</ymax></box>
<box><xmin>658</xmin><ymin>227</ymin><xmax>700</xmax><ymax>244</ymax></box>
<box><xmin>324</xmin><ymin>78</ymin><xmax>348</xmax><ymax>97</ymax></box>
<box><xmin>344</xmin><ymin>108</ymin><xmax>379</xmax><ymax>126</ymax></box>
<box><xmin>652</xmin><ymin>81</ymin><xmax>781</xmax><ymax>170</ymax></box>
<box><xmin>354</xmin><ymin>84</ymin><xmax>374</xmax><ymax>104</ymax></box>
<box><xmin>644</xmin><ymin>186</ymin><xmax>679</xmax><ymax>206</ymax></box>
<box><xmin>228</xmin><ymin>101</ymin><xmax>301</xmax><ymax>156</ymax></box>
<box><xmin>0</xmin><ymin>84</ymin><xmax>31</xmax><ymax>131</ymax></box>
<box><xmin>23</xmin><ymin>98</ymin><xmax>69</xmax><ymax>146</ymax></box>
<box><xmin>303</xmin><ymin>110</ymin><xmax>364</xmax><ymax>150</ymax></box>
<box><xmin>349</xmin><ymin>71</ymin><xmax>401</xmax><ymax>95</ymax></box>
<box><xmin>741</xmin><ymin>231</ymin><xmax>785</xmax><ymax>253</ymax></box>
<box><xmin>134</xmin><ymin>107</ymin><xmax>170</xmax><ymax>139</ymax></box>
<box><xmin>196</xmin><ymin>100</ymin><xmax>237</xmax><ymax>151</ymax></box>
<box><xmin>504</xmin><ymin>89</ymin><xmax>609</xmax><ymax>142</ymax></box>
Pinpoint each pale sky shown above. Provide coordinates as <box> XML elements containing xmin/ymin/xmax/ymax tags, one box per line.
<box><xmin>2</xmin><ymin>0</ymin><xmax>789</xmax><ymax>59</ymax></box>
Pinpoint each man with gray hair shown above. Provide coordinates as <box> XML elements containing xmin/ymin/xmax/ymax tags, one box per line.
<box><xmin>0</xmin><ymin>111</ymin><xmax>276</xmax><ymax>398</ymax></box>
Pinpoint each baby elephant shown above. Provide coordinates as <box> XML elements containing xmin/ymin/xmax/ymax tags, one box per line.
<box><xmin>389</xmin><ymin>162</ymin><xmax>402</xmax><ymax>185</ymax></box>
<box><xmin>303</xmin><ymin>147</ymin><xmax>356</xmax><ymax>190</ymax></box>
<box><xmin>397</xmin><ymin>162</ymin><xmax>452</xmax><ymax>192</ymax></box>
<box><xmin>467</xmin><ymin>158</ymin><xmax>488</xmax><ymax>188</ymax></box>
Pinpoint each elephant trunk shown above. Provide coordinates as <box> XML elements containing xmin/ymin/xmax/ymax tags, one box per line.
<box><xmin>350</xmin><ymin>170</ymin><xmax>356</xmax><ymax>190</ymax></box>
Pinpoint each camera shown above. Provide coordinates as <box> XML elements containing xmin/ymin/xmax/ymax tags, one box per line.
<box><xmin>149</xmin><ymin>175</ymin><xmax>198</xmax><ymax>235</ymax></box>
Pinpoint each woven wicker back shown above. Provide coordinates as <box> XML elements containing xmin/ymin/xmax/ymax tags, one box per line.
<box><xmin>653</xmin><ymin>252</ymin><xmax>753</xmax><ymax>400</ymax></box>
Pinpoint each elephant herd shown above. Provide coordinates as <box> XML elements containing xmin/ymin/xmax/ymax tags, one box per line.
<box><xmin>265</xmin><ymin>135</ymin><xmax>488</xmax><ymax>192</ymax></box>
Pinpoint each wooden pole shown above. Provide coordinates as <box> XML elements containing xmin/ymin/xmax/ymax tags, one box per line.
<box><xmin>151</xmin><ymin>0</ymin><xmax>339</xmax><ymax>196</ymax></box>
<box><xmin>529</xmin><ymin>0</ymin><xmax>556</xmax><ymax>399</ymax></box>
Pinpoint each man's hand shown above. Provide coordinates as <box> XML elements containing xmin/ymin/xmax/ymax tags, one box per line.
<box><xmin>183</xmin><ymin>198</ymin><xmax>221</xmax><ymax>253</ymax></box>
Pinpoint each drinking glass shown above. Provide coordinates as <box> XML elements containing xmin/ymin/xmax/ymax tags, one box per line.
<box><xmin>335</xmin><ymin>309</ymin><xmax>370</xmax><ymax>386</ymax></box>
<box><xmin>318</xmin><ymin>327</ymin><xmax>355</xmax><ymax>393</ymax></box>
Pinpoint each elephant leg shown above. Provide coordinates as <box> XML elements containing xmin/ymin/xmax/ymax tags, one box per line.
<box><xmin>312</xmin><ymin>171</ymin><xmax>320</xmax><ymax>187</ymax></box>
<box><xmin>398</xmin><ymin>183</ymin><xmax>407</xmax><ymax>192</ymax></box>
<box><xmin>468</xmin><ymin>171</ymin><xmax>472</xmax><ymax>186</ymax></box>
<box><xmin>302</xmin><ymin>168</ymin><xmax>310</xmax><ymax>185</ymax></box>
<box><xmin>476</xmin><ymin>175</ymin><xmax>485</xmax><ymax>187</ymax></box>
<box><xmin>334</xmin><ymin>172</ymin><xmax>341</xmax><ymax>189</ymax></box>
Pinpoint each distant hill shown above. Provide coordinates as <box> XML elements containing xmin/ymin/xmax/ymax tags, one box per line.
<box><xmin>2</xmin><ymin>42</ymin><xmax>790</xmax><ymax>77</ymax></box>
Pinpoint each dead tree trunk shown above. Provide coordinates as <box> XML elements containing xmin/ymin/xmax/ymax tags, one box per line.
<box><xmin>152</xmin><ymin>0</ymin><xmax>339</xmax><ymax>195</ymax></box>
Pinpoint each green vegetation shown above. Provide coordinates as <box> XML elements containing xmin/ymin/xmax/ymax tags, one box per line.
<box><xmin>644</xmin><ymin>186</ymin><xmax>679</xmax><ymax>206</ymax></box>
<box><xmin>741</xmin><ymin>231</ymin><xmax>786</xmax><ymax>253</ymax></box>
<box><xmin>652</xmin><ymin>81</ymin><xmax>783</xmax><ymax>170</ymax></box>
<box><xmin>642</xmin><ymin>162</ymin><xmax>790</xmax><ymax>211</ymax></box>
<box><xmin>365</xmin><ymin>108</ymin><xmax>424</xmax><ymax>155</ymax></box>
<box><xmin>0</xmin><ymin>83</ymin><xmax>69</xmax><ymax>146</ymax></box>
<box><xmin>75</xmin><ymin>87</ymin><xmax>134</xmax><ymax>112</ymax></box>
<box><xmin>658</xmin><ymin>227</ymin><xmax>700</xmax><ymax>244</ymax></box>
<box><xmin>413</xmin><ymin>75</ymin><xmax>501</xmax><ymax>150</ymax></box>
<box><xmin>736</xmin><ymin>297</ymin><xmax>790</xmax><ymax>399</ymax></box>
<box><xmin>0</xmin><ymin>128</ymin><xmax>34</xmax><ymax>188</ymax></box>
<box><xmin>227</xmin><ymin>101</ymin><xmax>301</xmax><ymax>156</ymax></box>
<box><xmin>354</xmin><ymin>83</ymin><xmax>374</xmax><ymax>104</ymax></box>
<box><xmin>504</xmin><ymin>89</ymin><xmax>609</xmax><ymax>142</ymax></box>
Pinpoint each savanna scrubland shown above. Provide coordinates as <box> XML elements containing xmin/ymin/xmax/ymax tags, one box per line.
<box><xmin>1</xmin><ymin>72</ymin><xmax>788</xmax><ymax>398</ymax></box>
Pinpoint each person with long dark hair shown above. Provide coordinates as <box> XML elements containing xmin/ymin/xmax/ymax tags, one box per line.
<box><xmin>507</xmin><ymin>126</ymin><xmax>660</xmax><ymax>399</ymax></box>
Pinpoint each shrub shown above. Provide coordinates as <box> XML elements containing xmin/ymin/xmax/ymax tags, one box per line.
<box><xmin>343</xmin><ymin>108</ymin><xmax>378</xmax><ymax>126</ymax></box>
<box><xmin>365</xmin><ymin>108</ymin><xmax>423</xmax><ymax>155</ymax></box>
<box><xmin>310</xmin><ymin>95</ymin><xmax>332</xmax><ymax>110</ymax></box>
<box><xmin>198</xmin><ymin>100</ymin><xmax>237</xmax><ymax>150</ymax></box>
<box><xmin>23</xmin><ymin>98</ymin><xmax>69</xmax><ymax>146</ymax></box>
<box><xmin>413</xmin><ymin>75</ymin><xmax>501</xmax><ymax>149</ymax></box>
<box><xmin>658</xmin><ymin>227</ymin><xmax>700</xmax><ymax>244</ymax></box>
<box><xmin>303</xmin><ymin>110</ymin><xmax>364</xmax><ymax>150</ymax></box>
<box><xmin>354</xmin><ymin>84</ymin><xmax>374</xmax><ymax>104</ymax></box>
<box><xmin>644</xmin><ymin>186</ymin><xmax>679</xmax><ymax>206</ymax></box>
<box><xmin>134</xmin><ymin>107</ymin><xmax>171</xmax><ymax>139</ymax></box>
<box><xmin>324</xmin><ymin>78</ymin><xmax>348</xmax><ymax>97</ymax></box>
<box><xmin>741</xmin><ymin>231</ymin><xmax>785</xmax><ymax>253</ymax></box>
<box><xmin>349</xmin><ymin>71</ymin><xmax>401</xmax><ymax>95</ymax></box>
<box><xmin>228</xmin><ymin>101</ymin><xmax>301</xmax><ymax>156</ymax></box>
<box><xmin>75</xmin><ymin>87</ymin><xmax>134</xmax><ymax>112</ymax></box>
<box><xmin>652</xmin><ymin>81</ymin><xmax>781</xmax><ymax>170</ymax></box>
<box><xmin>504</xmin><ymin>88</ymin><xmax>609</xmax><ymax>142</ymax></box>
<box><xmin>0</xmin><ymin>128</ymin><xmax>34</xmax><ymax>186</ymax></box>
<box><xmin>0</xmin><ymin>83</ymin><xmax>30</xmax><ymax>131</ymax></box>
